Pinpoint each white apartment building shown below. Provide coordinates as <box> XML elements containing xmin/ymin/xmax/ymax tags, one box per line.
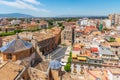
<box><xmin>108</xmin><ymin>69</ymin><xmax>120</xmax><ymax>80</ymax></box>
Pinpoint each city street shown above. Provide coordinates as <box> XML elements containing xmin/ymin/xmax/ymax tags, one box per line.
<box><xmin>50</xmin><ymin>46</ymin><xmax>67</xmax><ymax>61</ymax></box>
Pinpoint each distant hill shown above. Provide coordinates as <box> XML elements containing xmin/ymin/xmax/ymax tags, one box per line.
<box><xmin>0</xmin><ymin>13</ymin><xmax>33</xmax><ymax>18</ymax></box>
<box><xmin>57</xmin><ymin>15</ymin><xmax>108</xmax><ymax>19</ymax></box>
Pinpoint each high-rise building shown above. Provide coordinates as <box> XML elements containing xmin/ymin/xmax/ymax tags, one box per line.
<box><xmin>109</xmin><ymin>14</ymin><xmax>120</xmax><ymax>26</ymax></box>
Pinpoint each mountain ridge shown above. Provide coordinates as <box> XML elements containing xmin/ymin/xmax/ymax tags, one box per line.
<box><xmin>0</xmin><ymin>13</ymin><xmax>33</xmax><ymax>18</ymax></box>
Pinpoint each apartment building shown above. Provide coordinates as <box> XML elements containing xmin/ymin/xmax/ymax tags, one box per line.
<box><xmin>39</xmin><ymin>20</ymin><xmax>48</xmax><ymax>29</ymax></box>
<box><xmin>110</xmin><ymin>42</ymin><xmax>120</xmax><ymax>57</ymax></box>
<box><xmin>109</xmin><ymin>14</ymin><xmax>120</xmax><ymax>26</ymax></box>
<box><xmin>99</xmin><ymin>46</ymin><xmax>119</xmax><ymax>67</ymax></box>
<box><xmin>108</xmin><ymin>68</ymin><xmax>120</xmax><ymax>80</ymax></box>
<box><xmin>61</xmin><ymin>26</ymin><xmax>73</xmax><ymax>46</ymax></box>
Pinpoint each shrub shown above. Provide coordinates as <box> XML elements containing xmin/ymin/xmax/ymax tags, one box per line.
<box><xmin>64</xmin><ymin>63</ymin><xmax>71</xmax><ymax>72</ymax></box>
<box><xmin>109</xmin><ymin>37</ymin><xmax>115</xmax><ymax>42</ymax></box>
<box><xmin>14</xmin><ymin>30</ymin><xmax>23</xmax><ymax>33</ymax></box>
<box><xmin>61</xmin><ymin>43</ymin><xmax>66</xmax><ymax>46</ymax></box>
<box><xmin>0</xmin><ymin>32</ymin><xmax>15</xmax><ymax>37</ymax></box>
<box><xmin>68</xmin><ymin>57</ymin><xmax>72</xmax><ymax>63</ymax></box>
<box><xmin>69</xmin><ymin>51</ymin><xmax>72</xmax><ymax>58</ymax></box>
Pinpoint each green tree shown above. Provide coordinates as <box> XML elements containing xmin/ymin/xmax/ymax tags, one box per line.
<box><xmin>48</xmin><ymin>26</ymin><xmax>53</xmax><ymax>29</ymax></box>
<box><xmin>109</xmin><ymin>37</ymin><xmax>115</xmax><ymax>42</ymax></box>
<box><xmin>14</xmin><ymin>29</ymin><xmax>23</xmax><ymax>33</ymax></box>
<box><xmin>68</xmin><ymin>57</ymin><xmax>71</xmax><ymax>63</ymax></box>
<box><xmin>69</xmin><ymin>51</ymin><xmax>72</xmax><ymax>58</ymax></box>
<box><xmin>64</xmin><ymin>63</ymin><xmax>71</xmax><ymax>72</ymax></box>
<box><xmin>47</xmin><ymin>20</ymin><xmax>53</xmax><ymax>26</ymax></box>
<box><xmin>36</xmin><ymin>20</ymin><xmax>40</xmax><ymax>23</ymax></box>
<box><xmin>58</xmin><ymin>23</ymin><xmax>63</xmax><ymax>27</ymax></box>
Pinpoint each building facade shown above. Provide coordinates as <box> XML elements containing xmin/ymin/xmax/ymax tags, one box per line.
<box><xmin>0</xmin><ymin>37</ymin><xmax>34</xmax><ymax>61</ymax></box>
<box><xmin>109</xmin><ymin>14</ymin><xmax>120</xmax><ymax>26</ymax></box>
<box><xmin>61</xmin><ymin>26</ymin><xmax>73</xmax><ymax>46</ymax></box>
<box><xmin>39</xmin><ymin>20</ymin><xmax>48</xmax><ymax>29</ymax></box>
<box><xmin>108</xmin><ymin>69</ymin><xmax>120</xmax><ymax>80</ymax></box>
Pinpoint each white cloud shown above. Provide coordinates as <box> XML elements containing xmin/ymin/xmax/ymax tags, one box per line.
<box><xmin>0</xmin><ymin>0</ymin><xmax>49</xmax><ymax>12</ymax></box>
<box><xmin>22</xmin><ymin>0</ymin><xmax>42</xmax><ymax>5</ymax></box>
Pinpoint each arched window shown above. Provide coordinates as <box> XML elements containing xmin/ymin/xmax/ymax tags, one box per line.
<box><xmin>7</xmin><ymin>54</ymin><xmax>12</xmax><ymax>60</ymax></box>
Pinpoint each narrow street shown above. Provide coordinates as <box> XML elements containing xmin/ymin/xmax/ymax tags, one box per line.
<box><xmin>50</xmin><ymin>46</ymin><xmax>67</xmax><ymax>61</ymax></box>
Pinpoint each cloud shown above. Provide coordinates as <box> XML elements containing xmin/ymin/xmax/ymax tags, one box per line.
<box><xmin>0</xmin><ymin>0</ymin><xmax>49</xmax><ymax>12</ymax></box>
<box><xmin>22</xmin><ymin>0</ymin><xmax>42</xmax><ymax>5</ymax></box>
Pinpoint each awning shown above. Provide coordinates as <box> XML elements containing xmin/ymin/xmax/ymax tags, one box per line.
<box><xmin>72</xmin><ymin>54</ymin><xmax>77</xmax><ymax>58</ymax></box>
<box><xmin>77</xmin><ymin>57</ymin><xmax>86</xmax><ymax>61</ymax></box>
<box><xmin>91</xmin><ymin>47</ymin><xmax>98</xmax><ymax>52</ymax></box>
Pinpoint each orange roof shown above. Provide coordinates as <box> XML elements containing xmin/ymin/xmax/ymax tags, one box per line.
<box><xmin>39</xmin><ymin>20</ymin><xmax>48</xmax><ymax>25</ymax></box>
<box><xmin>87</xmin><ymin>69</ymin><xmax>108</xmax><ymax>80</ymax></box>
<box><xmin>80</xmin><ymin>50</ymin><xmax>92</xmax><ymax>57</ymax></box>
<box><xmin>109</xmin><ymin>68</ymin><xmax>120</xmax><ymax>75</ymax></box>
<box><xmin>84</xmin><ymin>26</ymin><xmax>98</xmax><ymax>33</ymax></box>
<box><xmin>73</xmin><ymin>47</ymin><xmax>80</xmax><ymax>51</ymax></box>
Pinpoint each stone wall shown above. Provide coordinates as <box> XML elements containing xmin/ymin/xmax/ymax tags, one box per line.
<box><xmin>15</xmin><ymin>49</ymin><xmax>30</xmax><ymax>60</ymax></box>
<box><xmin>2</xmin><ymin>48</ymin><xmax>34</xmax><ymax>61</ymax></box>
<box><xmin>2</xmin><ymin>54</ymin><xmax>7</xmax><ymax>61</ymax></box>
<box><xmin>0</xmin><ymin>37</ymin><xmax>2</xmax><ymax>47</ymax></box>
<box><xmin>50</xmin><ymin>69</ymin><xmax>61</xmax><ymax>80</ymax></box>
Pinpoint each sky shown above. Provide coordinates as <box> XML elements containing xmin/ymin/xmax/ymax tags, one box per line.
<box><xmin>0</xmin><ymin>0</ymin><xmax>120</xmax><ymax>17</ymax></box>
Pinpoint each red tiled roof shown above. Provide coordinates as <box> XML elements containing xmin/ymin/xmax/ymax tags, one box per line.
<box><xmin>91</xmin><ymin>47</ymin><xmax>98</xmax><ymax>53</ymax></box>
<box><xmin>73</xmin><ymin>47</ymin><xmax>80</xmax><ymax>51</ymax></box>
<box><xmin>84</xmin><ymin>26</ymin><xmax>98</xmax><ymax>33</ymax></box>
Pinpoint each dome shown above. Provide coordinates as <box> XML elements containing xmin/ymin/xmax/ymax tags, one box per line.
<box><xmin>0</xmin><ymin>38</ymin><xmax>32</xmax><ymax>53</ymax></box>
<box><xmin>49</xmin><ymin>60</ymin><xmax>61</xmax><ymax>70</ymax></box>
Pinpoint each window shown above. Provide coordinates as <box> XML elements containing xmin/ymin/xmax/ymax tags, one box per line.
<box><xmin>7</xmin><ymin>54</ymin><xmax>12</xmax><ymax>60</ymax></box>
<box><xmin>115</xmin><ymin>51</ymin><xmax>118</xmax><ymax>55</ymax></box>
<box><xmin>95</xmin><ymin>61</ymin><xmax>97</xmax><ymax>63</ymax></box>
<box><xmin>117</xmin><ymin>76</ymin><xmax>119</xmax><ymax>78</ymax></box>
<box><xmin>109</xmin><ymin>63</ymin><xmax>113</xmax><ymax>65</ymax></box>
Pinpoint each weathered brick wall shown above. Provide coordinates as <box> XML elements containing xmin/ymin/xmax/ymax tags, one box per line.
<box><xmin>2</xmin><ymin>48</ymin><xmax>33</xmax><ymax>61</ymax></box>
<box><xmin>0</xmin><ymin>37</ymin><xmax>2</xmax><ymax>47</ymax></box>
<box><xmin>15</xmin><ymin>49</ymin><xmax>30</xmax><ymax>60</ymax></box>
<box><xmin>2</xmin><ymin>54</ymin><xmax>7</xmax><ymax>61</ymax></box>
<box><xmin>54</xmin><ymin>30</ymin><xmax>61</xmax><ymax>45</ymax></box>
<box><xmin>50</xmin><ymin>69</ymin><xmax>61</xmax><ymax>80</ymax></box>
<box><xmin>21</xmin><ymin>69</ymin><xmax>29</xmax><ymax>80</ymax></box>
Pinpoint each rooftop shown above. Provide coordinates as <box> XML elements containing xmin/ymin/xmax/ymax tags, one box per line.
<box><xmin>35</xmin><ymin>61</ymin><xmax>49</xmax><ymax>72</ymax></box>
<box><xmin>99</xmin><ymin>46</ymin><xmax>113</xmax><ymax>55</ymax></box>
<box><xmin>109</xmin><ymin>68</ymin><xmax>120</xmax><ymax>75</ymax></box>
<box><xmin>28</xmin><ymin>67</ymin><xmax>47</xmax><ymax>80</ymax></box>
<box><xmin>49</xmin><ymin>60</ymin><xmax>61</xmax><ymax>70</ymax></box>
<box><xmin>110</xmin><ymin>42</ymin><xmax>120</xmax><ymax>46</ymax></box>
<box><xmin>86</xmin><ymin>69</ymin><xmax>108</xmax><ymax>80</ymax></box>
<box><xmin>0</xmin><ymin>37</ymin><xmax>32</xmax><ymax>53</ymax></box>
<box><xmin>0</xmin><ymin>62</ymin><xmax>24</xmax><ymax>80</ymax></box>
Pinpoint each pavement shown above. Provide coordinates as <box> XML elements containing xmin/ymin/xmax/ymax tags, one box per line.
<box><xmin>50</xmin><ymin>46</ymin><xmax>67</xmax><ymax>61</ymax></box>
